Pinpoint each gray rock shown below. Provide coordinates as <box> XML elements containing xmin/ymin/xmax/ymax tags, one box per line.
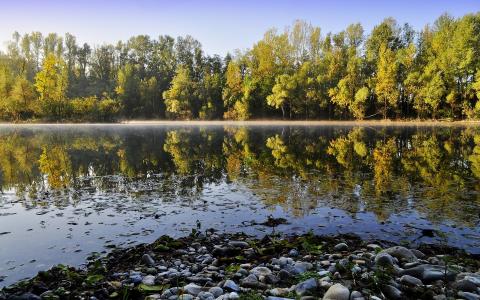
<box><xmin>454</xmin><ymin>279</ymin><xmax>479</xmax><ymax>292</ymax></box>
<box><xmin>381</xmin><ymin>285</ymin><xmax>402</xmax><ymax>300</ymax></box>
<box><xmin>142</xmin><ymin>254</ymin><xmax>156</xmax><ymax>266</ymax></box>
<box><xmin>142</xmin><ymin>275</ymin><xmax>156</xmax><ymax>286</ymax></box>
<box><xmin>382</xmin><ymin>246</ymin><xmax>417</xmax><ymax>263</ymax></box>
<box><xmin>400</xmin><ymin>274</ymin><xmax>423</xmax><ymax>286</ymax></box>
<box><xmin>241</xmin><ymin>274</ymin><xmax>266</xmax><ymax>288</ymax></box>
<box><xmin>228</xmin><ymin>241</ymin><xmax>249</xmax><ymax>248</ymax></box>
<box><xmin>198</xmin><ymin>291</ymin><xmax>215</xmax><ymax>300</ymax></box>
<box><xmin>295</xmin><ymin>278</ymin><xmax>318</xmax><ymax>296</ymax></box>
<box><xmin>334</xmin><ymin>243</ymin><xmax>348</xmax><ymax>251</ymax></box>
<box><xmin>178</xmin><ymin>295</ymin><xmax>195</xmax><ymax>300</ymax></box>
<box><xmin>269</xmin><ymin>287</ymin><xmax>291</xmax><ymax>297</ymax></box>
<box><xmin>183</xmin><ymin>283</ymin><xmax>203</xmax><ymax>296</ymax></box>
<box><xmin>410</xmin><ymin>249</ymin><xmax>426</xmax><ymax>259</ymax></box>
<box><xmin>374</xmin><ymin>252</ymin><xmax>396</xmax><ymax>267</ymax></box>
<box><xmin>223</xmin><ymin>279</ymin><xmax>240</xmax><ymax>292</ymax></box>
<box><xmin>350</xmin><ymin>290</ymin><xmax>363</xmax><ymax>299</ymax></box>
<box><xmin>278</xmin><ymin>269</ymin><xmax>293</xmax><ymax>281</ymax></box>
<box><xmin>10</xmin><ymin>293</ymin><xmax>41</xmax><ymax>300</ymax></box>
<box><xmin>401</xmin><ymin>264</ymin><xmax>457</xmax><ymax>283</ymax></box>
<box><xmin>457</xmin><ymin>273</ymin><xmax>480</xmax><ymax>286</ymax></box>
<box><xmin>289</xmin><ymin>249</ymin><xmax>299</xmax><ymax>257</ymax></box>
<box><xmin>267</xmin><ymin>297</ymin><xmax>294</xmax><ymax>300</ymax></box>
<box><xmin>293</xmin><ymin>261</ymin><xmax>313</xmax><ymax>274</ymax></box>
<box><xmin>323</xmin><ymin>283</ymin><xmax>350</xmax><ymax>300</ymax></box>
<box><xmin>458</xmin><ymin>291</ymin><xmax>480</xmax><ymax>300</ymax></box>
<box><xmin>251</xmin><ymin>266</ymin><xmax>272</xmax><ymax>277</ymax></box>
<box><xmin>208</xmin><ymin>287</ymin><xmax>223</xmax><ymax>298</ymax></box>
<box><xmin>227</xmin><ymin>292</ymin><xmax>240</xmax><ymax>299</ymax></box>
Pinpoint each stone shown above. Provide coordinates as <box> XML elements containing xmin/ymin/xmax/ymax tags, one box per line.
<box><xmin>293</xmin><ymin>262</ymin><xmax>313</xmax><ymax>274</ymax></box>
<box><xmin>374</xmin><ymin>252</ymin><xmax>396</xmax><ymax>267</ymax></box>
<box><xmin>198</xmin><ymin>291</ymin><xmax>215</xmax><ymax>300</ymax></box>
<box><xmin>350</xmin><ymin>290</ymin><xmax>363</xmax><ymax>299</ymax></box>
<box><xmin>457</xmin><ymin>273</ymin><xmax>480</xmax><ymax>286</ymax></box>
<box><xmin>142</xmin><ymin>254</ymin><xmax>156</xmax><ymax>266</ymax></box>
<box><xmin>295</xmin><ymin>278</ymin><xmax>318</xmax><ymax>296</ymax></box>
<box><xmin>278</xmin><ymin>269</ymin><xmax>293</xmax><ymax>281</ymax></box>
<box><xmin>410</xmin><ymin>249</ymin><xmax>426</xmax><ymax>259</ymax></box>
<box><xmin>129</xmin><ymin>274</ymin><xmax>143</xmax><ymax>284</ymax></box>
<box><xmin>458</xmin><ymin>291</ymin><xmax>480</xmax><ymax>300</ymax></box>
<box><xmin>333</xmin><ymin>243</ymin><xmax>348</xmax><ymax>251</ymax></box>
<box><xmin>400</xmin><ymin>274</ymin><xmax>423</xmax><ymax>286</ymax></box>
<box><xmin>142</xmin><ymin>275</ymin><xmax>156</xmax><ymax>286</ymax></box>
<box><xmin>289</xmin><ymin>249</ymin><xmax>299</xmax><ymax>257</ymax></box>
<box><xmin>250</xmin><ymin>266</ymin><xmax>272</xmax><ymax>277</ymax></box>
<box><xmin>178</xmin><ymin>295</ymin><xmax>195</xmax><ymax>300</ymax></box>
<box><xmin>183</xmin><ymin>283</ymin><xmax>203</xmax><ymax>296</ymax></box>
<box><xmin>267</xmin><ymin>297</ymin><xmax>294</xmax><ymax>300</ymax></box>
<box><xmin>323</xmin><ymin>283</ymin><xmax>350</xmax><ymax>300</ymax></box>
<box><xmin>228</xmin><ymin>241</ymin><xmax>249</xmax><ymax>248</ymax></box>
<box><xmin>269</xmin><ymin>287</ymin><xmax>291</xmax><ymax>297</ymax></box>
<box><xmin>454</xmin><ymin>279</ymin><xmax>479</xmax><ymax>292</ymax></box>
<box><xmin>10</xmin><ymin>293</ymin><xmax>41</xmax><ymax>300</ymax></box>
<box><xmin>223</xmin><ymin>279</ymin><xmax>240</xmax><ymax>292</ymax></box>
<box><xmin>401</xmin><ymin>264</ymin><xmax>457</xmax><ymax>283</ymax></box>
<box><xmin>241</xmin><ymin>274</ymin><xmax>266</xmax><ymax>289</ymax></box>
<box><xmin>381</xmin><ymin>285</ymin><xmax>402</xmax><ymax>300</ymax></box>
<box><xmin>208</xmin><ymin>287</ymin><xmax>224</xmax><ymax>298</ymax></box>
<box><xmin>382</xmin><ymin>246</ymin><xmax>417</xmax><ymax>263</ymax></box>
<box><xmin>227</xmin><ymin>292</ymin><xmax>240</xmax><ymax>299</ymax></box>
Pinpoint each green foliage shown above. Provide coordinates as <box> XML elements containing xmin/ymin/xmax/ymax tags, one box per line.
<box><xmin>0</xmin><ymin>12</ymin><xmax>479</xmax><ymax>121</ymax></box>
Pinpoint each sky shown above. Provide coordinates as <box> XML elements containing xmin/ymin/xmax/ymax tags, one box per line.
<box><xmin>0</xmin><ymin>0</ymin><xmax>479</xmax><ymax>55</ymax></box>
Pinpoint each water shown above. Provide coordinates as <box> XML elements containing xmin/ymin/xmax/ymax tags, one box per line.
<box><xmin>0</xmin><ymin>124</ymin><xmax>479</xmax><ymax>286</ymax></box>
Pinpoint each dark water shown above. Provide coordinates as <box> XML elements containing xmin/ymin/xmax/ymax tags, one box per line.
<box><xmin>0</xmin><ymin>124</ymin><xmax>480</xmax><ymax>286</ymax></box>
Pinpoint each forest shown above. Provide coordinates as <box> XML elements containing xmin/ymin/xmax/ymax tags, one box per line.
<box><xmin>1</xmin><ymin>12</ymin><xmax>480</xmax><ymax>121</ymax></box>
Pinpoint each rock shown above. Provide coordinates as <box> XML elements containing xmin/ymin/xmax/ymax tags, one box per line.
<box><xmin>198</xmin><ymin>291</ymin><xmax>215</xmax><ymax>300</ymax></box>
<box><xmin>333</xmin><ymin>243</ymin><xmax>348</xmax><ymax>251</ymax></box>
<box><xmin>410</xmin><ymin>249</ymin><xmax>426</xmax><ymax>259</ymax></box>
<box><xmin>400</xmin><ymin>274</ymin><xmax>423</xmax><ymax>286</ymax></box>
<box><xmin>39</xmin><ymin>290</ymin><xmax>60</xmax><ymax>300</ymax></box>
<box><xmin>178</xmin><ymin>295</ymin><xmax>195</xmax><ymax>300</ymax></box>
<box><xmin>289</xmin><ymin>249</ymin><xmax>299</xmax><ymax>257</ymax></box>
<box><xmin>251</xmin><ymin>266</ymin><xmax>272</xmax><ymax>277</ymax></box>
<box><xmin>293</xmin><ymin>262</ymin><xmax>313</xmax><ymax>274</ymax></box>
<box><xmin>278</xmin><ymin>269</ymin><xmax>293</xmax><ymax>281</ymax></box>
<box><xmin>208</xmin><ymin>287</ymin><xmax>223</xmax><ymax>298</ymax></box>
<box><xmin>350</xmin><ymin>290</ymin><xmax>363</xmax><ymax>299</ymax></box>
<box><xmin>457</xmin><ymin>273</ymin><xmax>480</xmax><ymax>286</ymax></box>
<box><xmin>454</xmin><ymin>279</ymin><xmax>479</xmax><ymax>292</ymax></box>
<box><xmin>458</xmin><ymin>291</ymin><xmax>480</xmax><ymax>300</ymax></box>
<box><xmin>183</xmin><ymin>283</ymin><xmax>203</xmax><ymax>296</ymax></box>
<box><xmin>142</xmin><ymin>254</ymin><xmax>156</xmax><ymax>266</ymax></box>
<box><xmin>401</xmin><ymin>264</ymin><xmax>457</xmax><ymax>283</ymax></box>
<box><xmin>367</xmin><ymin>244</ymin><xmax>382</xmax><ymax>251</ymax></box>
<box><xmin>382</xmin><ymin>246</ymin><xmax>417</xmax><ymax>263</ymax></box>
<box><xmin>142</xmin><ymin>275</ymin><xmax>156</xmax><ymax>286</ymax></box>
<box><xmin>267</xmin><ymin>297</ymin><xmax>294</xmax><ymax>300</ymax></box>
<box><xmin>240</xmin><ymin>274</ymin><xmax>266</xmax><ymax>289</ymax></box>
<box><xmin>8</xmin><ymin>294</ymin><xmax>41</xmax><ymax>300</ymax></box>
<box><xmin>381</xmin><ymin>285</ymin><xmax>402</xmax><ymax>300</ymax></box>
<box><xmin>323</xmin><ymin>283</ymin><xmax>349</xmax><ymax>300</ymax></box>
<box><xmin>129</xmin><ymin>274</ymin><xmax>143</xmax><ymax>284</ymax></box>
<box><xmin>269</xmin><ymin>288</ymin><xmax>291</xmax><ymax>297</ymax></box>
<box><xmin>223</xmin><ymin>280</ymin><xmax>240</xmax><ymax>292</ymax></box>
<box><xmin>228</xmin><ymin>241</ymin><xmax>249</xmax><ymax>248</ymax></box>
<box><xmin>374</xmin><ymin>252</ymin><xmax>396</xmax><ymax>267</ymax></box>
<box><xmin>295</xmin><ymin>278</ymin><xmax>318</xmax><ymax>296</ymax></box>
<box><xmin>227</xmin><ymin>292</ymin><xmax>240</xmax><ymax>299</ymax></box>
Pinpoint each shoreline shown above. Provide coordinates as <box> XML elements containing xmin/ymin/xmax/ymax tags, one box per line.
<box><xmin>1</xmin><ymin>229</ymin><xmax>479</xmax><ymax>300</ymax></box>
<box><xmin>0</xmin><ymin>119</ymin><xmax>478</xmax><ymax>127</ymax></box>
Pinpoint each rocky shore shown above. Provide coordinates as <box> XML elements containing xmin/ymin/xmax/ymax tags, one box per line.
<box><xmin>1</xmin><ymin>229</ymin><xmax>480</xmax><ymax>300</ymax></box>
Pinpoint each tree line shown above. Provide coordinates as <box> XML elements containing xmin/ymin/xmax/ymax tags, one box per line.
<box><xmin>1</xmin><ymin>12</ymin><xmax>480</xmax><ymax>121</ymax></box>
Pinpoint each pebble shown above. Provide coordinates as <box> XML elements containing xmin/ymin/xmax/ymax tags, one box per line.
<box><xmin>323</xmin><ymin>283</ymin><xmax>350</xmax><ymax>300</ymax></box>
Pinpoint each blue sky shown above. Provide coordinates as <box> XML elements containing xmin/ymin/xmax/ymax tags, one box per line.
<box><xmin>0</xmin><ymin>0</ymin><xmax>479</xmax><ymax>55</ymax></box>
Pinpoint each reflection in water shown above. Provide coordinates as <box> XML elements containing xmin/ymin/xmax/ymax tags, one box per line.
<box><xmin>0</xmin><ymin>125</ymin><xmax>480</xmax><ymax>285</ymax></box>
<box><xmin>0</xmin><ymin>125</ymin><xmax>479</xmax><ymax>224</ymax></box>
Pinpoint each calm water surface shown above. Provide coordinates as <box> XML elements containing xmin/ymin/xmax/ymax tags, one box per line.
<box><xmin>0</xmin><ymin>124</ymin><xmax>480</xmax><ymax>286</ymax></box>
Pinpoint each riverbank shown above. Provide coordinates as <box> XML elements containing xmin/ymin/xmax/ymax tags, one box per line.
<box><xmin>2</xmin><ymin>229</ymin><xmax>480</xmax><ymax>300</ymax></box>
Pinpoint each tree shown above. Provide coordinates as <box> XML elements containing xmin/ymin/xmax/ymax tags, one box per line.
<box><xmin>34</xmin><ymin>53</ymin><xmax>69</xmax><ymax>119</ymax></box>
<box><xmin>163</xmin><ymin>66</ymin><xmax>195</xmax><ymax>119</ymax></box>
<box><xmin>115</xmin><ymin>63</ymin><xmax>140</xmax><ymax>117</ymax></box>
<box><xmin>375</xmin><ymin>44</ymin><xmax>399</xmax><ymax>119</ymax></box>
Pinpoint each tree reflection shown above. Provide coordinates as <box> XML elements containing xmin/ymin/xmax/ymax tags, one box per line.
<box><xmin>0</xmin><ymin>126</ymin><xmax>478</xmax><ymax>227</ymax></box>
